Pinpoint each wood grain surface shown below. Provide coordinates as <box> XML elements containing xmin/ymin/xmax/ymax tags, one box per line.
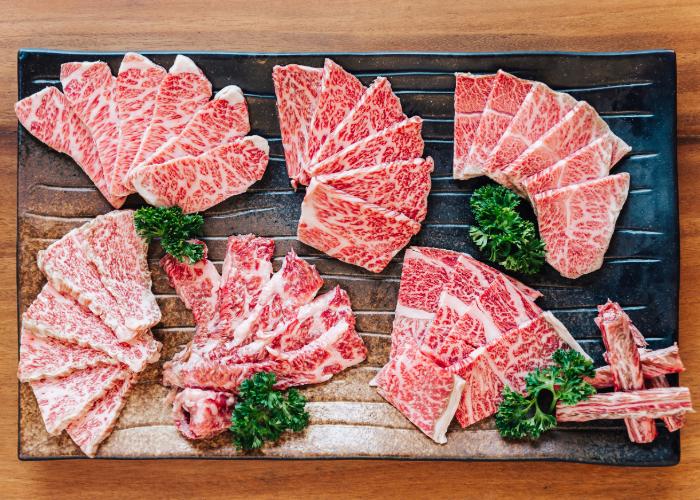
<box><xmin>2</xmin><ymin>0</ymin><xmax>700</xmax><ymax>498</ymax></box>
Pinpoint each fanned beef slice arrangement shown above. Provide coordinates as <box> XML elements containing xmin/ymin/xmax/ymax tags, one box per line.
<box><xmin>16</xmin><ymin>53</ymin><xmax>269</xmax><ymax>213</ymax></box>
<box><xmin>273</xmin><ymin>59</ymin><xmax>431</xmax><ymax>273</ymax></box>
<box><xmin>161</xmin><ymin>235</ymin><xmax>367</xmax><ymax>441</ymax></box>
<box><xmin>452</xmin><ymin>70</ymin><xmax>632</xmax><ymax>279</ymax></box>
<box><xmin>372</xmin><ymin>246</ymin><xmax>587</xmax><ymax>443</ymax></box>
<box><xmin>19</xmin><ymin>210</ymin><xmax>162</xmax><ymax>456</ymax></box>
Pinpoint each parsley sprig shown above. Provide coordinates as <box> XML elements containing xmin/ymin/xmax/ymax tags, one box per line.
<box><xmin>495</xmin><ymin>349</ymin><xmax>596</xmax><ymax>440</ymax></box>
<box><xmin>134</xmin><ymin>206</ymin><xmax>205</xmax><ymax>263</ymax></box>
<box><xmin>230</xmin><ymin>372</ymin><xmax>310</xmax><ymax>451</ymax></box>
<box><xmin>469</xmin><ymin>184</ymin><xmax>546</xmax><ymax>275</ymax></box>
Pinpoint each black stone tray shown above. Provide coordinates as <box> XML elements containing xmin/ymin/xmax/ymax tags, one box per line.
<box><xmin>17</xmin><ymin>50</ymin><xmax>679</xmax><ymax>464</ymax></box>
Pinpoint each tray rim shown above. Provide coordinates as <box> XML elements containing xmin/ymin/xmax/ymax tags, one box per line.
<box><xmin>16</xmin><ymin>48</ymin><xmax>680</xmax><ymax>464</ymax></box>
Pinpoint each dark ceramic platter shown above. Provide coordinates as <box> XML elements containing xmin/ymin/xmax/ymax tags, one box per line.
<box><xmin>17</xmin><ymin>50</ymin><xmax>679</xmax><ymax>464</ymax></box>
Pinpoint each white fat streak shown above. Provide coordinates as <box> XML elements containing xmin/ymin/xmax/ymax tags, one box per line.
<box><xmin>247</xmin><ymin>134</ymin><xmax>269</xmax><ymax>155</ymax></box>
<box><xmin>128</xmin><ymin>164</ymin><xmax>172</xmax><ymax>207</ymax></box>
<box><xmin>394</xmin><ymin>304</ymin><xmax>435</xmax><ymax>320</ymax></box>
<box><xmin>432</xmin><ymin>374</ymin><xmax>466</xmax><ymax>444</ymax></box>
<box><xmin>169</xmin><ymin>55</ymin><xmax>202</xmax><ymax>75</ymax></box>
<box><xmin>118</xmin><ymin>52</ymin><xmax>158</xmax><ymax>73</ymax></box>
<box><xmin>214</xmin><ymin>85</ymin><xmax>245</xmax><ymax>105</ymax></box>
<box><xmin>541</xmin><ymin>311</ymin><xmax>592</xmax><ymax>360</ymax></box>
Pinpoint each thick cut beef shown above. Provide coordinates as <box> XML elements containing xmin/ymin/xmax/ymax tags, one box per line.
<box><xmin>465</xmin><ymin>71</ymin><xmax>533</xmax><ymax>173</ymax></box>
<box><xmin>451</xmin><ymin>312</ymin><xmax>584</xmax><ymax>428</ymax></box>
<box><xmin>37</xmin><ymin>227</ymin><xmax>134</xmax><ymax>342</ymax></box>
<box><xmin>316</xmin><ymin>157</ymin><xmax>433</xmax><ymax>223</ymax></box>
<box><xmin>66</xmin><ymin>375</ymin><xmax>133</xmax><ymax>457</ymax></box>
<box><xmin>588</xmin><ymin>344</ymin><xmax>684</xmax><ymax>388</ymax></box>
<box><xmin>114</xmin><ymin>53</ymin><xmax>167</xmax><ymax>193</ymax></box>
<box><xmin>81</xmin><ymin>210</ymin><xmax>161</xmax><ymax>335</ymax></box>
<box><xmin>304</xmin><ymin>59</ymin><xmax>365</xmax><ymax>175</ymax></box>
<box><xmin>534</xmin><ymin>173</ymin><xmax>630</xmax><ymax>279</ymax></box>
<box><xmin>60</xmin><ymin>61</ymin><xmax>122</xmax><ymax>196</ymax></box>
<box><xmin>556</xmin><ymin>388</ymin><xmax>693</xmax><ymax>422</ymax></box>
<box><xmin>18</xmin><ymin>328</ymin><xmax>116</xmax><ymax>382</ymax></box>
<box><xmin>22</xmin><ymin>285</ymin><xmax>161</xmax><ymax>373</ymax></box>
<box><xmin>14</xmin><ymin>87</ymin><xmax>125</xmax><ymax>208</ymax></box>
<box><xmin>375</xmin><ymin>342</ymin><xmax>466</xmax><ymax>444</ymax></box>
<box><xmin>171</xmin><ymin>388</ymin><xmax>235</xmax><ymax>440</ymax></box>
<box><xmin>132</xmin><ymin>55</ymin><xmax>212</xmax><ymax>167</ymax></box>
<box><xmin>160</xmin><ymin>240</ymin><xmax>221</xmax><ymax>325</ymax></box>
<box><xmin>298</xmin><ymin>180</ymin><xmax>421</xmax><ymax>273</ymax></box>
<box><xmin>646</xmin><ymin>375</ymin><xmax>686</xmax><ymax>432</ymax></box>
<box><xmin>146</xmin><ymin>85</ymin><xmax>250</xmax><ymax>166</ymax></box>
<box><xmin>31</xmin><ymin>364</ymin><xmax>129</xmax><ymax>435</ymax></box>
<box><xmin>502</xmin><ymin>101</ymin><xmax>631</xmax><ymax>193</ymax></box>
<box><xmin>482</xmin><ymin>82</ymin><xmax>576</xmax><ymax>185</ymax></box>
<box><xmin>310</xmin><ymin>76</ymin><xmax>405</xmax><ymax>165</ymax></box>
<box><xmin>130</xmin><ymin>135</ymin><xmax>269</xmax><ymax>213</ymax></box>
<box><xmin>522</xmin><ymin>133</ymin><xmax>615</xmax><ymax>199</ymax></box>
<box><xmin>453</xmin><ymin>73</ymin><xmax>497</xmax><ymax>179</ymax></box>
<box><xmin>308</xmin><ymin>116</ymin><xmax>424</xmax><ymax>178</ymax></box>
<box><xmin>272</xmin><ymin>64</ymin><xmax>323</xmax><ymax>185</ymax></box>
<box><xmin>596</xmin><ymin>301</ymin><xmax>657</xmax><ymax>443</ymax></box>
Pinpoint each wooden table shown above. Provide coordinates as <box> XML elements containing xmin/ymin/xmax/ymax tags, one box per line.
<box><xmin>2</xmin><ymin>1</ymin><xmax>699</xmax><ymax>497</ymax></box>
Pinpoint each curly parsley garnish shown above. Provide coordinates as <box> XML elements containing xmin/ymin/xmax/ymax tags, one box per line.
<box><xmin>469</xmin><ymin>184</ymin><xmax>546</xmax><ymax>275</ymax></box>
<box><xmin>495</xmin><ymin>349</ymin><xmax>596</xmax><ymax>440</ymax></box>
<box><xmin>134</xmin><ymin>206</ymin><xmax>205</xmax><ymax>263</ymax></box>
<box><xmin>230</xmin><ymin>372</ymin><xmax>310</xmax><ymax>451</ymax></box>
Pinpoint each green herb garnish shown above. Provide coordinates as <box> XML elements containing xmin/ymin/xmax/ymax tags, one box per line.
<box><xmin>495</xmin><ymin>349</ymin><xmax>596</xmax><ymax>440</ymax></box>
<box><xmin>469</xmin><ymin>184</ymin><xmax>546</xmax><ymax>275</ymax></box>
<box><xmin>230</xmin><ymin>372</ymin><xmax>310</xmax><ymax>451</ymax></box>
<box><xmin>134</xmin><ymin>206</ymin><xmax>205</xmax><ymax>263</ymax></box>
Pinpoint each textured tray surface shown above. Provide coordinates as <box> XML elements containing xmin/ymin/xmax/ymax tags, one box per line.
<box><xmin>17</xmin><ymin>50</ymin><xmax>678</xmax><ymax>464</ymax></box>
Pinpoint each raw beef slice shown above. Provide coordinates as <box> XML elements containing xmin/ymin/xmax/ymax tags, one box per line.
<box><xmin>114</xmin><ymin>53</ymin><xmax>167</xmax><ymax>193</ymax></box>
<box><xmin>132</xmin><ymin>55</ymin><xmax>212</xmax><ymax>167</ymax></box>
<box><xmin>18</xmin><ymin>328</ymin><xmax>116</xmax><ymax>382</ymax></box>
<box><xmin>160</xmin><ymin>240</ymin><xmax>222</xmax><ymax>325</ymax></box>
<box><xmin>60</xmin><ymin>61</ymin><xmax>122</xmax><ymax>196</ymax></box>
<box><xmin>66</xmin><ymin>375</ymin><xmax>134</xmax><ymax>457</ymax></box>
<box><xmin>482</xmin><ymin>82</ymin><xmax>576</xmax><ymax>185</ymax></box>
<box><xmin>15</xmin><ymin>87</ymin><xmax>125</xmax><ymax>208</ymax></box>
<box><xmin>298</xmin><ymin>180</ymin><xmax>421</xmax><ymax>273</ymax></box>
<box><xmin>146</xmin><ymin>85</ymin><xmax>250</xmax><ymax>166</ymax></box>
<box><xmin>22</xmin><ymin>284</ymin><xmax>161</xmax><ymax>373</ymax></box>
<box><xmin>304</xmin><ymin>59</ymin><xmax>365</xmax><ymax>175</ymax></box>
<box><xmin>502</xmin><ymin>101</ymin><xmax>631</xmax><ymax>194</ymax></box>
<box><xmin>534</xmin><ymin>173</ymin><xmax>630</xmax><ymax>279</ymax></box>
<box><xmin>521</xmin><ymin>133</ymin><xmax>615</xmax><ymax>199</ymax></box>
<box><xmin>464</xmin><ymin>71</ymin><xmax>533</xmax><ymax>173</ymax></box>
<box><xmin>316</xmin><ymin>157</ymin><xmax>434</xmax><ymax>222</ymax></box>
<box><xmin>453</xmin><ymin>73</ymin><xmax>497</xmax><ymax>179</ymax></box>
<box><xmin>375</xmin><ymin>344</ymin><xmax>466</xmax><ymax>444</ymax></box>
<box><xmin>308</xmin><ymin>116</ymin><xmax>424</xmax><ymax>178</ymax></box>
<box><xmin>130</xmin><ymin>135</ymin><xmax>269</xmax><ymax>213</ymax></box>
<box><xmin>31</xmin><ymin>364</ymin><xmax>129</xmax><ymax>435</ymax></box>
<box><xmin>309</xmin><ymin>76</ymin><xmax>405</xmax><ymax>165</ymax></box>
<box><xmin>596</xmin><ymin>301</ymin><xmax>657</xmax><ymax>443</ymax></box>
<box><xmin>81</xmin><ymin>210</ymin><xmax>161</xmax><ymax>334</ymax></box>
<box><xmin>272</xmin><ymin>64</ymin><xmax>323</xmax><ymax>185</ymax></box>
<box><xmin>37</xmin><ymin>227</ymin><xmax>135</xmax><ymax>342</ymax></box>
<box><xmin>451</xmin><ymin>312</ymin><xmax>585</xmax><ymax>428</ymax></box>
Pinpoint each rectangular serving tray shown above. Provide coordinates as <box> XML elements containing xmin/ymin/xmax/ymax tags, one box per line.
<box><xmin>17</xmin><ymin>49</ymin><xmax>678</xmax><ymax>464</ymax></box>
